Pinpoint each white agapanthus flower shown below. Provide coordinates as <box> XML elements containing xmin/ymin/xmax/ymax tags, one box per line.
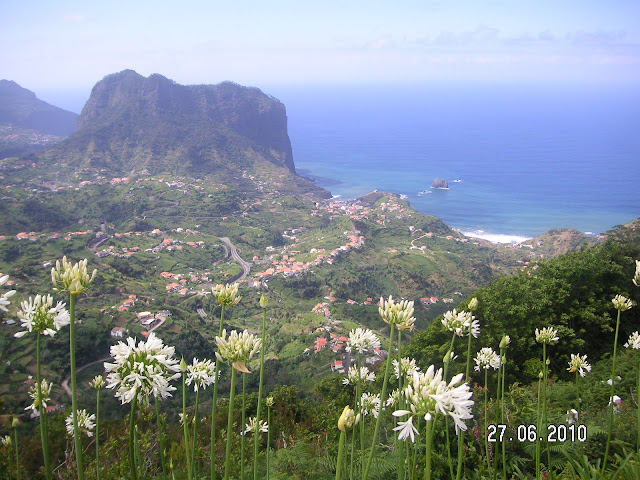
<box><xmin>25</xmin><ymin>379</ymin><xmax>52</xmax><ymax>412</ymax></box>
<box><xmin>612</xmin><ymin>294</ymin><xmax>633</xmax><ymax>311</ymax></box>
<box><xmin>345</xmin><ymin>328</ymin><xmax>381</xmax><ymax>354</ymax></box>
<box><xmin>342</xmin><ymin>366</ymin><xmax>375</xmax><ymax>386</ymax></box>
<box><xmin>14</xmin><ymin>294</ymin><xmax>70</xmax><ymax>338</ymax></box>
<box><xmin>393</xmin><ymin>357</ymin><xmax>420</xmax><ymax>380</ymax></box>
<box><xmin>51</xmin><ymin>256</ymin><xmax>96</xmax><ymax>295</ymax></box>
<box><xmin>567</xmin><ymin>354</ymin><xmax>592</xmax><ymax>377</ymax></box>
<box><xmin>535</xmin><ymin>327</ymin><xmax>559</xmax><ymax>344</ymax></box>
<box><xmin>474</xmin><ymin>347</ymin><xmax>501</xmax><ymax>371</ymax></box>
<box><xmin>0</xmin><ymin>275</ymin><xmax>16</xmax><ymax>312</ymax></box>
<box><xmin>633</xmin><ymin>260</ymin><xmax>640</xmax><ymax>287</ymax></box>
<box><xmin>393</xmin><ymin>366</ymin><xmax>474</xmax><ymax>442</ymax></box>
<box><xmin>360</xmin><ymin>392</ymin><xmax>381</xmax><ymax>418</ymax></box>
<box><xmin>243</xmin><ymin>416</ymin><xmax>268</xmax><ymax>436</ymax></box>
<box><xmin>385</xmin><ymin>388</ymin><xmax>402</xmax><ymax>408</ymax></box>
<box><xmin>66</xmin><ymin>409</ymin><xmax>96</xmax><ymax>437</ymax></box>
<box><xmin>441</xmin><ymin>309</ymin><xmax>477</xmax><ymax>337</ymax></box>
<box><xmin>337</xmin><ymin>405</ymin><xmax>359</xmax><ymax>432</ymax></box>
<box><xmin>624</xmin><ymin>331</ymin><xmax>640</xmax><ymax>350</ymax></box>
<box><xmin>379</xmin><ymin>296</ymin><xmax>415</xmax><ymax>330</ymax></box>
<box><xmin>1</xmin><ymin>435</ymin><xmax>11</xmax><ymax>447</ymax></box>
<box><xmin>212</xmin><ymin>283</ymin><xmax>242</xmax><ymax>306</ymax></box>
<box><xmin>185</xmin><ymin>358</ymin><xmax>217</xmax><ymax>392</ymax></box>
<box><xmin>104</xmin><ymin>332</ymin><xmax>181</xmax><ymax>406</ymax></box>
<box><xmin>215</xmin><ymin>329</ymin><xmax>261</xmax><ymax>373</ymax></box>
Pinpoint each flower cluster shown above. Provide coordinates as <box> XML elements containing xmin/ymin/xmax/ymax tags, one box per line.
<box><xmin>212</xmin><ymin>283</ymin><xmax>242</xmax><ymax>306</ymax></box>
<box><xmin>25</xmin><ymin>379</ymin><xmax>52</xmax><ymax>412</ymax></box>
<box><xmin>337</xmin><ymin>406</ymin><xmax>360</xmax><ymax>432</ymax></box>
<box><xmin>393</xmin><ymin>366</ymin><xmax>473</xmax><ymax>442</ymax></box>
<box><xmin>265</xmin><ymin>395</ymin><xmax>275</xmax><ymax>408</ymax></box>
<box><xmin>535</xmin><ymin>327</ymin><xmax>559</xmax><ymax>344</ymax></box>
<box><xmin>385</xmin><ymin>388</ymin><xmax>402</xmax><ymax>408</ymax></box>
<box><xmin>66</xmin><ymin>409</ymin><xmax>96</xmax><ymax>437</ymax></box>
<box><xmin>567</xmin><ymin>353</ymin><xmax>592</xmax><ymax>377</ymax></box>
<box><xmin>360</xmin><ymin>392</ymin><xmax>381</xmax><ymax>418</ymax></box>
<box><xmin>474</xmin><ymin>347</ymin><xmax>501</xmax><ymax>371</ymax></box>
<box><xmin>378</xmin><ymin>296</ymin><xmax>415</xmax><ymax>330</ymax></box>
<box><xmin>442</xmin><ymin>309</ymin><xmax>479</xmax><ymax>338</ymax></box>
<box><xmin>14</xmin><ymin>294</ymin><xmax>69</xmax><ymax>338</ymax></box>
<box><xmin>104</xmin><ymin>333</ymin><xmax>181</xmax><ymax>406</ymax></box>
<box><xmin>1</xmin><ymin>435</ymin><xmax>11</xmax><ymax>447</ymax></box>
<box><xmin>0</xmin><ymin>275</ymin><xmax>16</xmax><ymax>312</ymax></box>
<box><xmin>92</xmin><ymin>375</ymin><xmax>106</xmax><ymax>390</ymax></box>
<box><xmin>244</xmin><ymin>417</ymin><xmax>268</xmax><ymax>436</ymax></box>
<box><xmin>612</xmin><ymin>294</ymin><xmax>633</xmax><ymax>311</ymax></box>
<box><xmin>342</xmin><ymin>366</ymin><xmax>376</xmax><ymax>386</ymax></box>
<box><xmin>215</xmin><ymin>329</ymin><xmax>261</xmax><ymax>373</ymax></box>
<box><xmin>51</xmin><ymin>257</ymin><xmax>96</xmax><ymax>295</ymax></box>
<box><xmin>345</xmin><ymin>328</ymin><xmax>381</xmax><ymax>354</ymax></box>
<box><xmin>393</xmin><ymin>357</ymin><xmax>420</xmax><ymax>380</ymax></box>
<box><xmin>185</xmin><ymin>357</ymin><xmax>217</xmax><ymax>391</ymax></box>
<box><xmin>625</xmin><ymin>331</ymin><xmax>640</xmax><ymax>350</ymax></box>
<box><xmin>633</xmin><ymin>259</ymin><xmax>640</xmax><ymax>287</ymax></box>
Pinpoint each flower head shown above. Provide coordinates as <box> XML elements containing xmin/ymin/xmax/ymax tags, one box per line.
<box><xmin>51</xmin><ymin>256</ymin><xmax>96</xmax><ymax>295</ymax></box>
<box><xmin>92</xmin><ymin>375</ymin><xmax>106</xmax><ymax>390</ymax></box>
<box><xmin>612</xmin><ymin>294</ymin><xmax>633</xmax><ymax>311</ymax></box>
<box><xmin>66</xmin><ymin>409</ymin><xmax>96</xmax><ymax>437</ymax></box>
<box><xmin>342</xmin><ymin>366</ymin><xmax>375</xmax><ymax>386</ymax></box>
<box><xmin>499</xmin><ymin>335</ymin><xmax>511</xmax><ymax>349</ymax></box>
<box><xmin>25</xmin><ymin>379</ymin><xmax>52</xmax><ymax>412</ymax></box>
<box><xmin>345</xmin><ymin>328</ymin><xmax>381</xmax><ymax>354</ymax></box>
<box><xmin>265</xmin><ymin>395</ymin><xmax>274</xmax><ymax>408</ymax></box>
<box><xmin>567</xmin><ymin>353</ymin><xmax>591</xmax><ymax>377</ymax></box>
<box><xmin>215</xmin><ymin>329</ymin><xmax>261</xmax><ymax>373</ymax></box>
<box><xmin>185</xmin><ymin>357</ymin><xmax>217</xmax><ymax>391</ymax></box>
<box><xmin>393</xmin><ymin>357</ymin><xmax>420</xmax><ymax>380</ymax></box>
<box><xmin>260</xmin><ymin>293</ymin><xmax>268</xmax><ymax>308</ymax></box>
<box><xmin>1</xmin><ymin>435</ymin><xmax>11</xmax><ymax>447</ymax></box>
<box><xmin>385</xmin><ymin>388</ymin><xmax>402</xmax><ymax>408</ymax></box>
<box><xmin>468</xmin><ymin>297</ymin><xmax>479</xmax><ymax>311</ymax></box>
<box><xmin>535</xmin><ymin>327</ymin><xmax>559</xmax><ymax>344</ymax></box>
<box><xmin>624</xmin><ymin>331</ymin><xmax>640</xmax><ymax>350</ymax></box>
<box><xmin>14</xmin><ymin>294</ymin><xmax>69</xmax><ymax>338</ymax></box>
<box><xmin>633</xmin><ymin>260</ymin><xmax>640</xmax><ymax>287</ymax></box>
<box><xmin>337</xmin><ymin>405</ymin><xmax>359</xmax><ymax>432</ymax></box>
<box><xmin>360</xmin><ymin>392</ymin><xmax>381</xmax><ymax>418</ymax></box>
<box><xmin>243</xmin><ymin>417</ymin><xmax>268</xmax><ymax>436</ymax></box>
<box><xmin>212</xmin><ymin>283</ymin><xmax>241</xmax><ymax>307</ymax></box>
<box><xmin>442</xmin><ymin>309</ymin><xmax>478</xmax><ymax>337</ymax></box>
<box><xmin>104</xmin><ymin>332</ymin><xmax>181</xmax><ymax>406</ymax></box>
<box><xmin>378</xmin><ymin>296</ymin><xmax>415</xmax><ymax>330</ymax></box>
<box><xmin>0</xmin><ymin>275</ymin><xmax>16</xmax><ymax>313</ymax></box>
<box><xmin>474</xmin><ymin>347</ymin><xmax>501</xmax><ymax>371</ymax></box>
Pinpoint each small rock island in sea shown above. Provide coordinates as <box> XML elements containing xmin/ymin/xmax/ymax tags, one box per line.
<box><xmin>431</xmin><ymin>178</ymin><xmax>449</xmax><ymax>189</ymax></box>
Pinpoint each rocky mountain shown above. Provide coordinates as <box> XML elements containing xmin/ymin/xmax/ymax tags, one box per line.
<box><xmin>37</xmin><ymin>70</ymin><xmax>313</xmax><ymax>189</ymax></box>
<box><xmin>0</xmin><ymin>80</ymin><xmax>78</xmax><ymax>136</ymax></box>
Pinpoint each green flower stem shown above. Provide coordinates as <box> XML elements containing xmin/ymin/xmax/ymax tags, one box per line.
<box><xmin>267</xmin><ymin>405</ymin><xmax>271</xmax><ymax>480</ymax></box>
<box><xmin>542</xmin><ymin>343</ymin><xmax>551</xmax><ymax>469</ymax></box>
<box><xmin>253</xmin><ymin>303</ymin><xmax>267</xmax><ymax>480</ymax></box>
<box><xmin>424</xmin><ymin>418</ymin><xmax>433</xmax><ymax>480</ymax></box>
<box><xmin>456</xmin><ymin>329</ymin><xmax>474</xmax><ymax>480</ymax></box>
<box><xmin>69</xmin><ymin>294</ymin><xmax>84</xmax><ymax>480</ymax></box>
<box><xmin>363</xmin><ymin>323</ymin><xmax>395</xmax><ymax>480</ymax></box>
<box><xmin>335</xmin><ymin>430</ymin><xmax>346</xmax><ymax>480</ymax></box>
<box><xmin>575</xmin><ymin>371</ymin><xmax>580</xmax><ymax>424</ymax></box>
<box><xmin>241</xmin><ymin>373</ymin><xmax>247</xmax><ymax>480</ymax></box>
<box><xmin>128</xmin><ymin>396</ymin><xmax>138</xmax><ymax>480</ymax></box>
<box><xmin>155</xmin><ymin>396</ymin><xmax>167</xmax><ymax>480</ymax></box>
<box><xmin>484</xmin><ymin>369</ymin><xmax>490</xmax><ymax>473</ymax></box>
<box><xmin>191</xmin><ymin>389</ymin><xmax>200</xmax><ymax>478</ymax></box>
<box><xmin>493</xmin><ymin>361</ymin><xmax>501</xmax><ymax>480</ymax></box>
<box><xmin>356</xmin><ymin>355</ymin><xmax>364</xmax><ymax>479</ymax></box>
<box><xmin>36</xmin><ymin>334</ymin><xmax>51</xmax><ymax>479</ymax></box>
<box><xmin>96</xmin><ymin>389</ymin><xmax>102</xmax><ymax>480</ymax></box>
<box><xmin>603</xmin><ymin>307</ymin><xmax>622</xmax><ymax>473</ymax></box>
<box><xmin>637</xmin><ymin>358</ymin><xmax>640</xmax><ymax>466</ymax></box>
<box><xmin>500</xmin><ymin>349</ymin><xmax>507</xmax><ymax>480</ymax></box>
<box><xmin>224</xmin><ymin>367</ymin><xmax>237</xmax><ymax>480</ymax></box>
<box><xmin>211</xmin><ymin>304</ymin><xmax>226</xmax><ymax>480</ymax></box>
<box><xmin>183</xmin><ymin>371</ymin><xmax>192</xmax><ymax>480</ymax></box>
<box><xmin>397</xmin><ymin>331</ymin><xmax>404</xmax><ymax>480</ymax></box>
<box><xmin>13</xmin><ymin>422</ymin><xmax>20</xmax><ymax>480</ymax></box>
<box><xmin>443</xmin><ymin>333</ymin><xmax>456</xmax><ymax>480</ymax></box>
<box><xmin>535</xmin><ymin>375</ymin><xmax>542</xmax><ymax>480</ymax></box>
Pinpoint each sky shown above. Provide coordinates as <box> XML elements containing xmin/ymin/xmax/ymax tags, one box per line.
<box><xmin>2</xmin><ymin>0</ymin><xmax>640</xmax><ymax>110</ymax></box>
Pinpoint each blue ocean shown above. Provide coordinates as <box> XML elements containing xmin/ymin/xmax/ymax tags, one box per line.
<box><xmin>271</xmin><ymin>84</ymin><xmax>640</xmax><ymax>242</ymax></box>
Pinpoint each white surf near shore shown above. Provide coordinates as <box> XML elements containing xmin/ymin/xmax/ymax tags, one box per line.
<box><xmin>459</xmin><ymin>229</ymin><xmax>532</xmax><ymax>244</ymax></box>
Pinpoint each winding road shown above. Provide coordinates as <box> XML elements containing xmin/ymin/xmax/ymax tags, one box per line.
<box><xmin>219</xmin><ymin>237</ymin><xmax>252</xmax><ymax>281</ymax></box>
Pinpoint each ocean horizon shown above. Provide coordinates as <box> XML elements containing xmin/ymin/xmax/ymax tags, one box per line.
<box><xmin>270</xmin><ymin>83</ymin><xmax>640</xmax><ymax>243</ymax></box>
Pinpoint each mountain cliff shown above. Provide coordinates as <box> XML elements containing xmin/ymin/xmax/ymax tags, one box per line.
<box><xmin>0</xmin><ymin>80</ymin><xmax>78</xmax><ymax>136</ymax></box>
<box><xmin>39</xmin><ymin>70</ymin><xmax>303</xmax><ymax>183</ymax></box>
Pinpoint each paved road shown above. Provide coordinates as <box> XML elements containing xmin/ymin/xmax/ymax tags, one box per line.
<box><xmin>219</xmin><ymin>237</ymin><xmax>251</xmax><ymax>281</ymax></box>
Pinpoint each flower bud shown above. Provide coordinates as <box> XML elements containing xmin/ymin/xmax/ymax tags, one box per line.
<box><xmin>499</xmin><ymin>335</ymin><xmax>510</xmax><ymax>349</ymax></box>
<box><xmin>12</xmin><ymin>417</ymin><xmax>19</xmax><ymax>428</ymax></box>
<box><xmin>180</xmin><ymin>356</ymin><xmax>187</xmax><ymax>372</ymax></box>
<box><xmin>468</xmin><ymin>297</ymin><xmax>479</xmax><ymax>311</ymax></box>
<box><xmin>260</xmin><ymin>293</ymin><xmax>268</xmax><ymax>308</ymax></box>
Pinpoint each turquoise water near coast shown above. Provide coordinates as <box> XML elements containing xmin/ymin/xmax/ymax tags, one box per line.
<box><xmin>274</xmin><ymin>84</ymin><xmax>640</xmax><ymax>242</ymax></box>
